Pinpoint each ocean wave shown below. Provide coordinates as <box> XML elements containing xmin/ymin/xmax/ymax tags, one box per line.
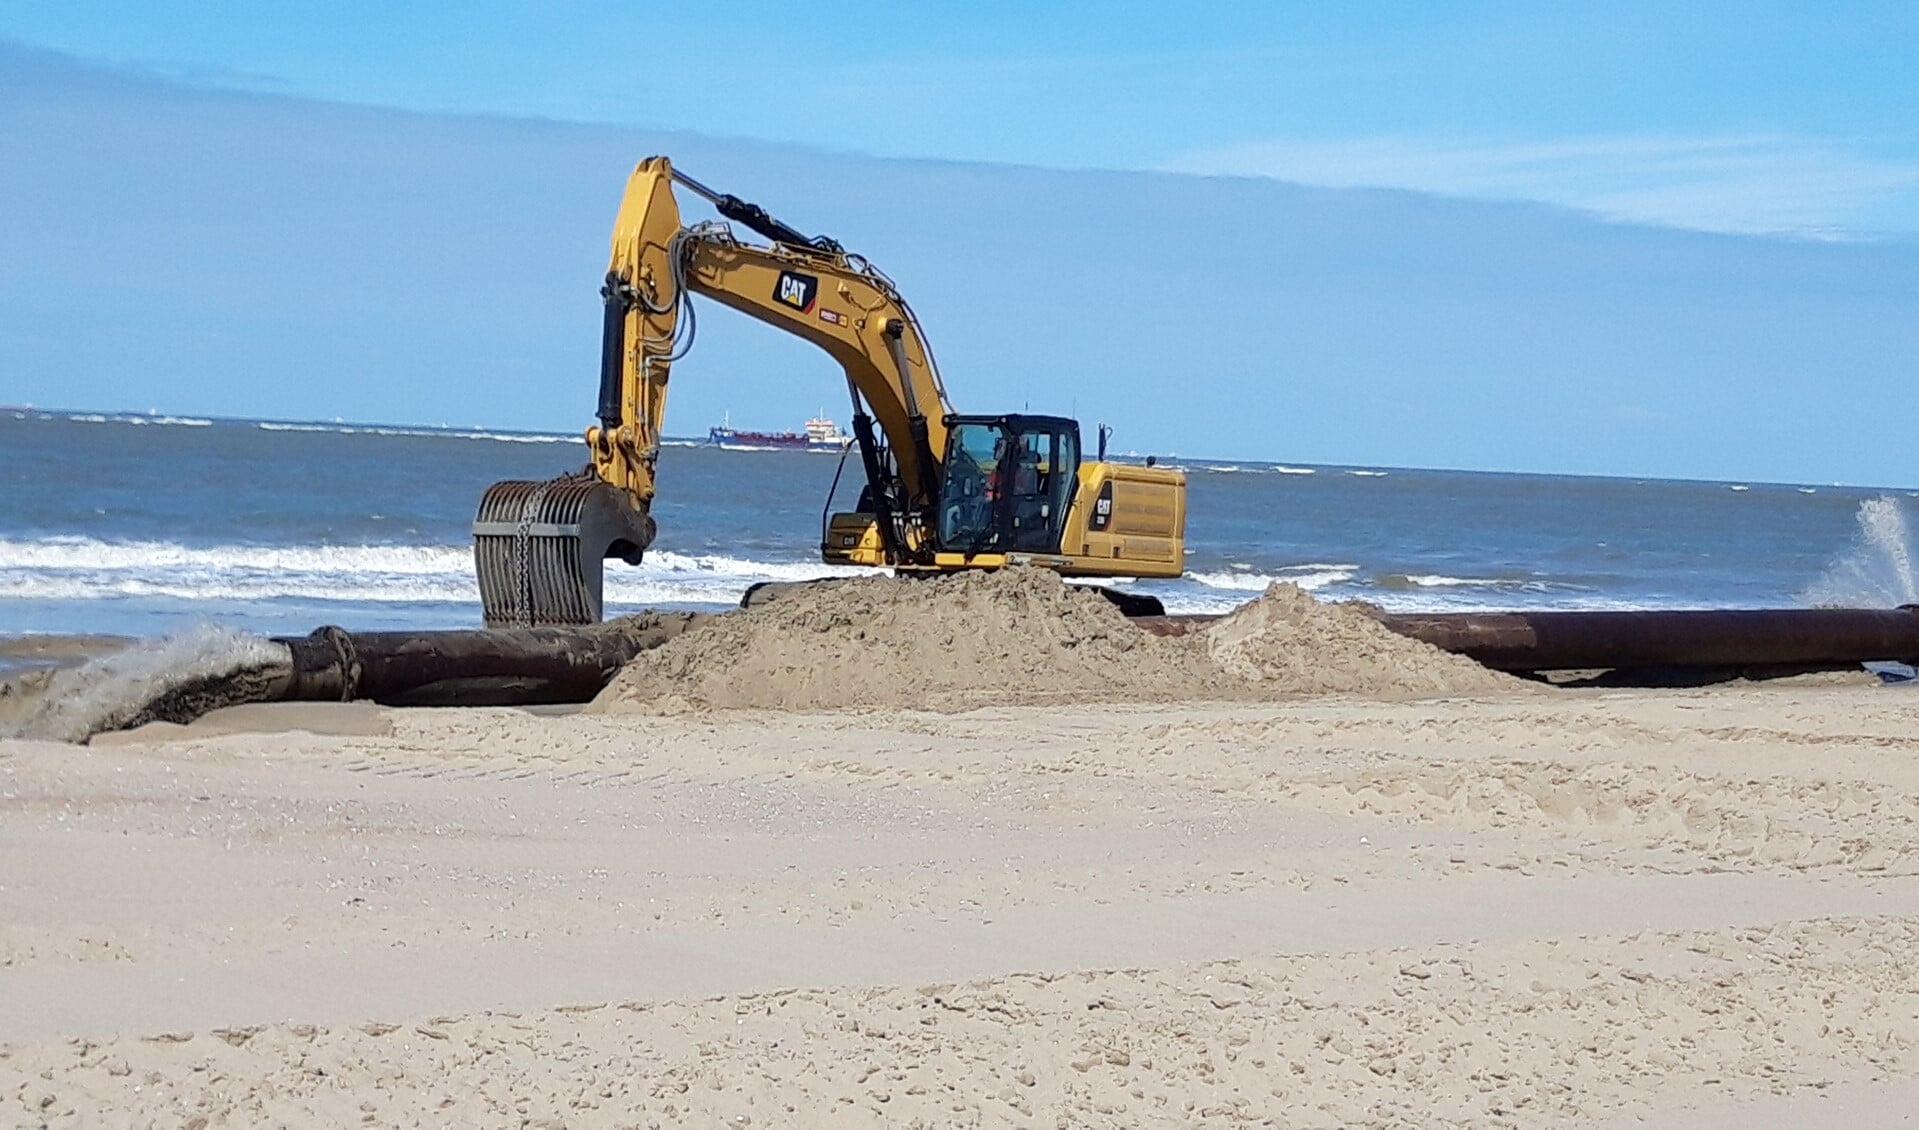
<box><xmin>63</xmin><ymin>413</ymin><xmax>212</xmax><ymax>426</ymax></box>
<box><xmin>1269</xmin><ymin>465</ymin><xmax>1316</xmax><ymax>475</ymax></box>
<box><xmin>1353</xmin><ymin>591</ymin><xmax>1687</xmax><ymax>614</ymax></box>
<box><xmin>1144</xmin><ymin>583</ymin><xmax>1703</xmax><ymax>617</ymax></box>
<box><xmin>0</xmin><ymin>538</ymin><xmax>471</xmax><ymax>575</ymax></box>
<box><xmin>0</xmin><ymin>537</ymin><xmax>862</xmax><ymax>608</ymax></box>
<box><xmin>257</xmin><ymin>421</ymin><xmax>577</xmax><ymax>444</ymax></box>
<box><xmin>1152</xmin><ymin>591</ymin><xmax>1259</xmax><ymax>615</ymax></box>
<box><xmin>1387</xmin><ymin>573</ymin><xmax>1510</xmax><ymax>589</ymax></box>
<box><xmin>1374</xmin><ymin>572</ymin><xmax>1578</xmax><ymax>594</ymax></box>
<box><xmin>1140</xmin><ymin>585</ymin><xmax>1676</xmax><ymax>616</ymax></box>
<box><xmin>1185</xmin><ymin>565</ymin><xmax>1357</xmax><ymax>592</ymax></box>
<box><xmin>0</xmin><ymin>535</ymin><xmax>1757</xmax><ymax>621</ymax></box>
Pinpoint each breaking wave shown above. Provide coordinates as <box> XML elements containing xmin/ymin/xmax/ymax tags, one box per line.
<box><xmin>1185</xmin><ymin>564</ymin><xmax>1359</xmax><ymax>592</ymax></box>
<box><xmin>0</xmin><ymin>537</ymin><xmax>861</xmax><ymax>610</ymax></box>
<box><xmin>256</xmin><ymin>421</ymin><xmax>577</xmax><ymax>444</ymax></box>
<box><xmin>0</xmin><ymin>538</ymin><xmax>1682</xmax><ymax>623</ymax></box>
<box><xmin>66</xmin><ymin>413</ymin><xmax>212</xmax><ymax>427</ymax></box>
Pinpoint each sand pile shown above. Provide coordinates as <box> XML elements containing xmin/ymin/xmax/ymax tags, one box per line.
<box><xmin>593</xmin><ymin>569</ymin><xmax>1516</xmax><ymax>715</ymax></box>
<box><xmin>1204</xmin><ymin>582</ymin><xmax>1519</xmax><ymax>696</ymax></box>
<box><xmin>593</xmin><ymin>568</ymin><xmax>1225</xmax><ymax>713</ymax></box>
<box><xmin>0</xmin><ymin>625</ymin><xmax>290</xmax><ymax>743</ymax></box>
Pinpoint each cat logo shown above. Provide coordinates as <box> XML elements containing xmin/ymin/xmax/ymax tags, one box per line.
<box><xmin>1090</xmin><ymin>482</ymin><xmax>1115</xmax><ymax>532</ymax></box>
<box><xmin>774</xmin><ymin>271</ymin><xmax>819</xmax><ymax>314</ymax></box>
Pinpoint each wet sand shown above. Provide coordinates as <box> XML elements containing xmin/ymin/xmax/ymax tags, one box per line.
<box><xmin>0</xmin><ymin>633</ymin><xmax>129</xmax><ymax>677</ymax></box>
<box><xmin>5</xmin><ymin>682</ymin><xmax>1919</xmax><ymax>1125</ymax></box>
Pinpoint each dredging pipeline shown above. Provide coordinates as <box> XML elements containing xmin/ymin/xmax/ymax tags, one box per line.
<box><xmin>1381</xmin><ymin>606</ymin><xmax>1919</xmax><ymax>674</ymax></box>
<box><xmin>265</xmin><ymin>614</ymin><xmax>699</xmax><ymax>708</ymax></box>
<box><xmin>251</xmin><ymin>605</ymin><xmax>1919</xmax><ymax>713</ymax></box>
<box><xmin>1139</xmin><ymin>605</ymin><xmax>1919</xmax><ymax>678</ymax></box>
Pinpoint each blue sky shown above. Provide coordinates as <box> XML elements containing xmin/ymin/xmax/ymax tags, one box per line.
<box><xmin>2</xmin><ymin>7</ymin><xmax>1917</xmax><ymax>485</ymax></box>
<box><xmin>5</xmin><ymin>1</ymin><xmax>1916</xmax><ymax>237</ymax></box>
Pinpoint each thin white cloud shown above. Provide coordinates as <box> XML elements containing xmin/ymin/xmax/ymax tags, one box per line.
<box><xmin>1166</xmin><ymin>134</ymin><xmax>1919</xmax><ymax>238</ymax></box>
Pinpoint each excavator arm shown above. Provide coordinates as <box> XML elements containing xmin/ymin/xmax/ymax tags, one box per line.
<box><xmin>475</xmin><ymin>157</ymin><xmax>954</xmax><ymax>626</ymax></box>
<box><xmin>593</xmin><ymin>158</ymin><xmax>952</xmax><ymax>547</ymax></box>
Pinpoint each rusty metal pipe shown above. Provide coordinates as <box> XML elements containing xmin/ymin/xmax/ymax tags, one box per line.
<box><xmin>1141</xmin><ymin>606</ymin><xmax>1919</xmax><ymax>672</ymax></box>
<box><xmin>1373</xmin><ymin>607</ymin><xmax>1919</xmax><ymax>672</ymax></box>
<box><xmin>254</xmin><ymin>604</ymin><xmax>1919</xmax><ymax>717</ymax></box>
<box><xmin>272</xmin><ymin>614</ymin><xmax>697</xmax><ymax>708</ymax></box>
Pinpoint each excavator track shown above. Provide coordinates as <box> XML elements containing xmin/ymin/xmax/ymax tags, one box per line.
<box><xmin>472</xmin><ymin>470</ymin><xmax>656</xmax><ymax>628</ymax></box>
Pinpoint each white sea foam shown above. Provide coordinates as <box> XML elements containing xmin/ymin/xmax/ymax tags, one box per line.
<box><xmin>1353</xmin><ymin>591</ymin><xmax>1671</xmax><ymax>614</ymax></box>
<box><xmin>0</xmin><ymin>534</ymin><xmax>1706</xmax><ymax>622</ymax></box>
<box><xmin>0</xmin><ymin>538</ymin><xmax>469</xmax><ymax>574</ymax></box>
<box><xmin>0</xmin><ymin>537</ymin><xmax>861</xmax><ymax>609</ymax></box>
<box><xmin>257</xmin><ymin>421</ymin><xmax>577</xmax><ymax>444</ymax></box>
<box><xmin>1151</xmin><ymin>590</ymin><xmax>1261</xmax><ymax>615</ymax></box>
<box><xmin>1185</xmin><ymin>564</ymin><xmax>1358</xmax><ymax>592</ymax></box>
<box><xmin>63</xmin><ymin>413</ymin><xmax>211</xmax><ymax>427</ymax></box>
<box><xmin>1400</xmin><ymin>574</ymin><xmax>1506</xmax><ymax>588</ymax></box>
<box><xmin>1269</xmin><ymin>465</ymin><xmax>1316</xmax><ymax>475</ymax></box>
<box><xmin>1804</xmin><ymin>496</ymin><xmax>1919</xmax><ymax>609</ymax></box>
<box><xmin>1143</xmin><ymin>583</ymin><xmax>1661</xmax><ymax>617</ymax></box>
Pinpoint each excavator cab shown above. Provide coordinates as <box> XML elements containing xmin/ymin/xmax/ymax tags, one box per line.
<box><xmin>936</xmin><ymin>414</ymin><xmax>1080</xmax><ymax>555</ymax></box>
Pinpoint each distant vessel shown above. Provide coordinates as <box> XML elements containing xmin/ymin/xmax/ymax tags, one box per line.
<box><xmin>707</xmin><ymin>413</ymin><xmax>851</xmax><ymax>452</ymax></box>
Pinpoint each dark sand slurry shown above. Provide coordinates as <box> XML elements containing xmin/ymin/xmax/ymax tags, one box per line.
<box><xmin>0</xmin><ymin>625</ymin><xmax>288</xmax><ymax>744</ymax></box>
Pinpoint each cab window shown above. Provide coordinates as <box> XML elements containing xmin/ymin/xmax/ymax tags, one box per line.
<box><xmin>938</xmin><ymin>420</ymin><xmax>1080</xmax><ymax>554</ymax></box>
<box><xmin>937</xmin><ymin>422</ymin><xmax>1005</xmax><ymax>551</ymax></box>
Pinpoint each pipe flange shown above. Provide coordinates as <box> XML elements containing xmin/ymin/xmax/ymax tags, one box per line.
<box><xmin>311</xmin><ymin>625</ymin><xmax>362</xmax><ymax>702</ymax></box>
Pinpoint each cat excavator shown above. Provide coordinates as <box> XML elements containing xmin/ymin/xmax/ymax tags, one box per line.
<box><xmin>473</xmin><ymin>157</ymin><xmax>1186</xmax><ymax>627</ymax></box>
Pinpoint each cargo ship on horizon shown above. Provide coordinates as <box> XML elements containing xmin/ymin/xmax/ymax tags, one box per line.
<box><xmin>706</xmin><ymin>414</ymin><xmax>851</xmax><ymax>452</ymax></box>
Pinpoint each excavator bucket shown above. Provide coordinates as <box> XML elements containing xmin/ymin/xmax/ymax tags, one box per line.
<box><xmin>472</xmin><ymin>471</ymin><xmax>657</xmax><ymax>628</ymax></box>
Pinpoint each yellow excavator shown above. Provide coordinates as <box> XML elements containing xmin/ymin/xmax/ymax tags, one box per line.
<box><xmin>473</xmin><ymin>157</ymin><xmax>1186</xmax><ymax>626</ymax></box>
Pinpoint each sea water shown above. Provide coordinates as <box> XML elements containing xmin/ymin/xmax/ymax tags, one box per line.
<box><xmin>2</xmin><ymin>411</ymin><xmax>1914</xmax><ymax>643</ymax></box>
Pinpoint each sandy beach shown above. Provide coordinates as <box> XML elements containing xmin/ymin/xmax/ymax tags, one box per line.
<box><xmin>5</xmin><ymin>671</ymin><xmax>1919</xmax><ymax>1125</ymax></box>
<box><xmin>7</xmin><ymin>7</ymin><xmax>1917</xmax><ymax>1124</ymax></box>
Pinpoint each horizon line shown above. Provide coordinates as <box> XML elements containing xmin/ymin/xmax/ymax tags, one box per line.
<box><xmin>5</xmin><ymin>403</ymin><xmax>1911</xmax><ymax>494</ymax></box>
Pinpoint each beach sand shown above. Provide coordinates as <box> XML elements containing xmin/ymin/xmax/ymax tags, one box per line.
<box><xmin>5</xmin><ymin>679</ymin><xmax>1919</xmax><ymax>1126</ymax></box>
